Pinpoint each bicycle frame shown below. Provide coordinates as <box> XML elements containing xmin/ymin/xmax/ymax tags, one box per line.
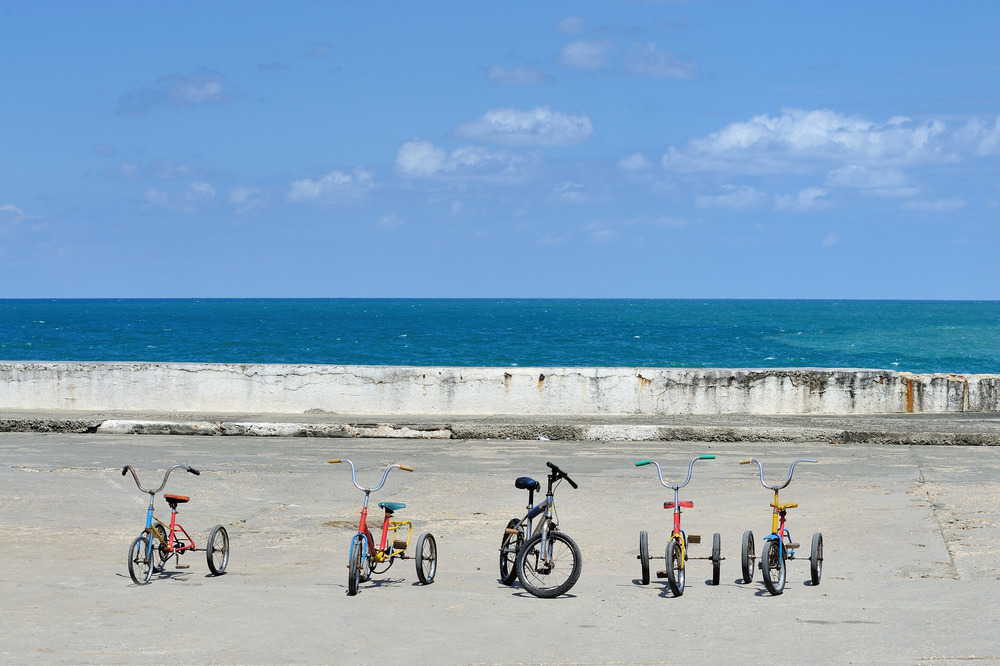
<box><xmin>329</xmin><ymin>459</ymin><xmax>413</xmax><ymax>569</ymax></box>
<box><xmin>636</xmin><ymin>455</ymin><xmax>714</xmax><ymax>561</ymax></box>
<box><xmin>741</xmin><ymin>457</ymin><xmax>817</xmax><ymax>559</ymax></box>
<box><xmin>123</xmin><ymin>464</ymin><xmax>200</xmax><ymax>563</ymax></box>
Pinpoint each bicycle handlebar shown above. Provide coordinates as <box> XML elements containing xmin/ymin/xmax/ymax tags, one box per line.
<box><xmin>121</xmin><ymin>464</ymin><xmax>199</xmax><ymax>495</ymax></box>
<box><xmin>636</xmin><ymin>455</ymin><xmax>714</xmax><ymax>490</ymax></box>
<box><xmin>740</xmin><ymin>458</ymin><xmax>818</xmax><ymax>490</ymax></box>
<box><xmin>329</xmin><ymin>458</ymin><xmax>412</xmax><ymax>493</ymax></box>
<box><xmin>546</xmin><ymin>461</ymin><xmax>578</xmax><ymax>489</ymax></box>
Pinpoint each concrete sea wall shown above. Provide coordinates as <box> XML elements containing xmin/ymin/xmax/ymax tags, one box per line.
<box><xmin>2</xmin><ymin>362</ymin><xmax>999</xmax><ymax>415</ymax></box>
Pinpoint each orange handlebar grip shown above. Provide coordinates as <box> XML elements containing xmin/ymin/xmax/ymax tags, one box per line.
<box><xmin>400</xmin><ymin>465</ymin><xmax>414</xmax><ymax>472</ymax></box>
<box><xmin>739</xmin><ymin>459</ymin><xmax>752</xmax><ymax>464</ymax></box>
<box><xmin>328</xmin><ymin>459</ymin><xmax>342</xmax><ymax>464</ymax></box>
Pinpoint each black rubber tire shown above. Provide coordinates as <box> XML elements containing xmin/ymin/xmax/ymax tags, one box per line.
<box><xmin>639</xmin><ymin>530</ymin><xmax>650</xmax><ymax>585</ymax></box>
<box><xmin>206</xmin><ymin>525</ymin><xmax>229</xmax><ymax>575</ymax></box>
<box><xmin>415</xmin><ymin>532</ymin><xmax>437</xmax><ymax>584</ymax></box>
<box><xmin>664</xmin><ymin>538</ymin><xmax>685</xmax><ymax>596</ymax></box>
<box><xmin>810</xmin><ymin>532</ymin><xmax>823</xmax><ymax>586</ymax></box>
<box><xmin>347</xmin><ymin>536</ymin><xmax>364</xmax><ymax>596</ymax></box>
<box><xmin>499</xmin><ymin>518</ymin><xmax>522</xmax><ymax>586</ymax></box>
<box><xmin>515</xmin><ymin>531</ymin><xmax>582</xmax><ymax>598</ymax></box>
<box><xmin>711</xmin><ymin>533</ymin><xmax>722</xmax><ymax>586</ymax></box>
<box><xmin>128</xmin><ymin>533</ymin><xmax>153</xmax><ymax>585</ymax></box>
<box><xmin>761</xmin><ymin>538</ymin><xmax>786</xmax><ymax>595</ymax></box>
<box><xmin>741</xmin><ymin>530</ymin><xmax>755</xmax><ymax>584</ymax></box>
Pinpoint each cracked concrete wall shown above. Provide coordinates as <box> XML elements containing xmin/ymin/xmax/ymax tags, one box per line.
<box><xmin>1</xmin><ymin>362</ymin><xmax>999</xmax><ymax>415</ymax></box>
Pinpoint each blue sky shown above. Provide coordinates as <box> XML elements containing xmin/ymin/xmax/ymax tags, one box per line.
<box><xmin>2</xmin><ymin>1</ymin><xmax>999</xmax><ymax>298</ymax></box>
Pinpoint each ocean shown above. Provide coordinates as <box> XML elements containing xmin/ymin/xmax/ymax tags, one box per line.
<box><xmin>1</xmin><ymin>299</ymin><xmax>999</xmax><ymax>374</ymax></box>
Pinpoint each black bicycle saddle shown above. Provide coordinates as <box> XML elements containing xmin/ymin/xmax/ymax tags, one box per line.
<box><xmin>515</xmin><ymin>477</ymin><xmax>541</xmax><ymax>492</ymax></box>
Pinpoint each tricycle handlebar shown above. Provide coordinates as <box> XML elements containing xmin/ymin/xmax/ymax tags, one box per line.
<box><xmin>121</xmin><ymin>464</ymin><xmax>199</xmax><ymax>495</ymax></box>
<box><xmin>636</xmin><ymin>455</ymin><xmax>714</xmax><ymax>490</ymax></box>
<box><xmin>330</xmin><ymin>458</ymin><xmax>411</xmax><ymax>493</ymax></box>
<box><xmin>740</xmin><ymin>458</ymin><xmax>818</xmax><ymax>490</ymax></box>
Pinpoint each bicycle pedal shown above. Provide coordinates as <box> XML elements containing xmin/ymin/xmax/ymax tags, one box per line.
<box><xmin>688</xmin><ymin>535</ymin><xmax>701</xmax><ymax>544</ymax></box>
<box><xmin>656</xmin><ymin>570</ymin><xmax>668</xmax><ymax>578</ymax></box>
<box><xmin>175</xmin><ymin>564</ymin><xmax>190</xmax><ymax>569</ymax></box>
<box><xmin>393</xmin><ymin>540</ymin><xmax>407</xmax><ymax>550</ymax></box>
<box><xmin>787</xmin><ymin>543</ymin><xmax>800</xmax><ymax>550</ymax></box>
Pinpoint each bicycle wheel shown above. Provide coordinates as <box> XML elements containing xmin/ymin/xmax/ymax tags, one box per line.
<box><xmin>711</xmin><ymin>533</ymin><xmax>721</xmax><ymax>586</ymax></box>
<box><xmin>810</xmin><ymin>532</ymin><xmax>823</xmax><ymax>585</ymax></box>
<box><xmin>415</xmin><ymin>532</ymin><xmax>437</xmax><ymax>585</ymax></box>
<box><xmin>638</xmin><ymin>530</ymin><xmax>650</xmax><ymax>585</ymax></box>
<box><xmin>128</xmin><ymin>533</ymin><xmax>154</xmax><ymax>585</ymax></box>
<box><xmin>206</xmin><ymin>525</ymin><xmax>230</xmax><ymax>575</ymax></box>
<box><xmin>761</xmin><ymin>538</ymin><xmax>786</xmax><ymax>595</ymax></box>
<box><xmin>499</xmin><ymin>518</ymin><xmax>523</xmax><ymax>586</ymax></box>
<box><xmin>347</xmin><ymin>536</ymin><xmax>364</xmax><ymax>596</ymax></box>
<box><xmin>664</xmin><ymin>538</ymin><xmax>685</xmax><ymax>596</ymax></box>
<box><xmin>740</xmin><ymin>530</ymin><xmax>755</xmax><ymax>584</ymax></box>
<box><xmin>515</xmin><ymin>531</ymin><xmax>582</xmax><ymax>598</ymax></box>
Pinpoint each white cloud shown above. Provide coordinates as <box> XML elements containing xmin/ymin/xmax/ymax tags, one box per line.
<box><xmin>552</xmin><ymin>181</ymin><xmax>585</xmax><ymax>203</ymax></box>
<box><xmin>375</xmin><ymin>213</ymin><xmax>403</xmax><ymax>228</ymax></box>
<box><xmin>1</xmin><ymin>204</ymin><xmax>28</xmax><ymax>223</ymax></box>
<box><xmin>776</xmin><ymin>187</ymin><xmax>830</xmax><ymax>211</ymax></box>
<box><xmin>395</xmin><ymin>141</ymin><xmax>447</xmax><ymax>177</ymax></box>
<box><xmin>486</xmin><ymin>65</ymin><xmax>549</xmax><ymax>85</ymax></box>
<box><xmin>287</xmin><ymin>168</ymin><xmax>374</xmax><ymax>202</ymax></box>
<box><xmin>559</xmin><ymin>40</ymin><xmax>613</xmax><ymax>70</ymax></box>
<box><xmin>394</xmin><ymin>140</ymin><xmax>527</xmax><ymax>179</ymax></box>
<box><xmin>454</xmin><ymin>106</ymin><xmax>593</xmax><ymax>146</ymax></box>
<box><xmin>556</xmin><ymin>16</ymin><xmax>585</xmax><ymax>34</ymax></box>
<box><xmin>619</xmin><ymin>152</ymin><xmax>652</xmax><ymax>170</ymax></box>
<box><xmin>118</xmin><ymin>68</ymin><xmax>231</xmax><ymax>117</ymax></box>
<box><xmin>826</xmin><ymin>165</ymin><xmax>919</xmax><ymax>198</ymax></box>
<box><xmin>624</xmin><ymin>42</ymin><xmax>697</xmax><ymax>79</ymax></box>
<box><xmin>663</xmin><ymin>109</ymin><xmax>950</xmax><ymax>173</ymax></box>
<box><xmin>229</xmin><ymin>187</ymin><xmax>264</xmax><ymax>213</ymax></box>
<box><xmin>190</xmin><ymin>182</ymin><xmax>216</xmax><ymax>198</ymax></box>
<box><xmin>694</xmin><ymin>185</ymin><xmax>767</xmax><ymax>209</ymax></box>
<box><xmin>952</xmin><ymin>116</ymin><xmax>1000</xmax><ymax>155</ymax></box>
<box><xmin>901</xmin><ymin>198</ymin><xmax>966</xmax><ymax>213</ymax></box>
<box><xmin>143</xmin><ymin>182</ymin><xmax>217</xmax><ymax>212</ymax></box>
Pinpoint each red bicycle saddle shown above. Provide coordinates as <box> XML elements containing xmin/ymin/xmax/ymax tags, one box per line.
<box><xmin>165</xmin><ymin>494</ymin><xmax>190</xmax><ymax>507</ymax></box>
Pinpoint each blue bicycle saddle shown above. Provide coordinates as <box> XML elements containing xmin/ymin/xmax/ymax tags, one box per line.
<box><xmin>378</xmin><ymin>501</ymin><xmax>406</xmax><ymax>512</ymax></box>
<box><xmin>515</xmin><ymin>477</ymin><xmax>540</xmax><ymax>492</ymax></box>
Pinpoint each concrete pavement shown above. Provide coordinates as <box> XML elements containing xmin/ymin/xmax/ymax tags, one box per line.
<box><xmin>1</xmin><ymin>429</ymin><xmax>999</xmax><ymax>664</ymax></box>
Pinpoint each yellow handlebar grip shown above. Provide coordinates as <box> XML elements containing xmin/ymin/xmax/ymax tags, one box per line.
<box><xmin>739</xmin><ymin>459</ymin><xmax>752</xmax><ymax>464</ymax></box>
<box><xmin>400</xmin><ymin>465</ymin><xmax>414</xmax><ymax>472</ymax></box>
<box><xmin>328</xmin><ymin>459</ymin><xmax>342</xmax><ymax>464</ymax></box>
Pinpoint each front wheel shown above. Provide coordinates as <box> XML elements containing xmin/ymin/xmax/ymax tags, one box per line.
<box><xmin>740</xmin><ymin>530</ymin><xmax>755</xmax><ymax>584</ymax></box>
<box><xmin>206</xmin><ymin>525</ymin><xmax>229</xmax><ymax>575</ymax></box>
<box><xmin>711</xmin><ymin>533</ymin><xmax>722</xmax><ymax>586</ymax></box>
<box><xmin>664</xmin><ymin>538</ymin><xmax>685</xmax><ymax>596</ymax></box>
<box><xmin>515</xmin><ymin>531</ymin><xmax>582</xmax><ymax>598</ymax></box>
<box><xmin>128</xmin><ymin>533</ymin><xmax>154</xmax><ymax>585</ymax></box>
<box><xmin>638</xmin><ymin>530</ymin><xmax>650</xmax><ymax>585</ymax></box>
<box><xmin>810</xmin><ymin>532</ymin><xmax>823</xmax><ymax>585</ymax></box>
<box><xmin>499</xmin><ymin>518</ymin><xmax>523</xmax><ymax>586</ymax></box>
<box><xmin>761</xmin><ymin>538</ymin><xmax>786</xmax><ymax>595</ymax></box>
<box><xmin>347</xmin><ymin>536</ymin><xmax>364</xmax><ymax>596</ymax></box>
<box><xmin>415</xmin><ymin>532</ymin><xmax>437</xmax><ymax>585</ymax></box>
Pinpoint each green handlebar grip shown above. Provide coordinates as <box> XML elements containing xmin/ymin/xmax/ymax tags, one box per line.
<box><xmin>635</xmin><ymin>460</ymin><xmax>651</xmax><ymax>466</ymax></box>
<box><xmin>699</xmin><ymin>455</ymin><xmax>716</xmax><ymax>459</ymax></box>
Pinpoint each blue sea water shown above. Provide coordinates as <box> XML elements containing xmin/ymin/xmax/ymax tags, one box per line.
<box><xmin>1</xmin><ymin>299</ymin><xmax>999</xmax><ymax>374</ymax></box>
